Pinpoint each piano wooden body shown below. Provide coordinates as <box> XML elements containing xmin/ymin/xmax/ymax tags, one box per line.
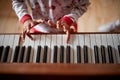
<box><xmin>0</xmin><ymin>33</ymin><xmax>120</xmax><ymax>80</ymax></box>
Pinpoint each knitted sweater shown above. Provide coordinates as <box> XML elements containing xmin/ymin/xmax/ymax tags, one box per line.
<box><xmin>12</xmin><ymin>0</ymin><xmax>90</xmax><ymax>33</ymax></box>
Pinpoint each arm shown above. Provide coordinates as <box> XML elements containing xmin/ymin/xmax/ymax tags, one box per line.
<box><xmin>62</xmin><ymin>0</ymin><xmax>90</xmax><ymax>27</ymax></box>
<box><xmin>12</xmin><ymin>0</ymin><xmax>32</xmax><ymax>23</ymax></box>
<box><xmin>57</xmin><ymin>0</ymin><xmax>90</xmax><ymax>43</ymax></box>
<box><xmin>12</xmin><ymin>0</ymin><xmax>44</xmax><ymax>40</ymax></box>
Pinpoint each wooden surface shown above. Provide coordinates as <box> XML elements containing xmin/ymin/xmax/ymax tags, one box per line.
<box><xmin>0</xmin><ymin>0</ymin><xmax>120</xmax><ymax>33</ymax></box>
<box><xmin>0</xmin><ymin>0</ymin><xmax>21</xmax><ymax>33</ymax></box>
<box><xmin>78</xmin><ymin>0</ymin><xmax>120</xmax><ymax>32</ymax></box>
<box><xmin>1</xmin><ymin>64</ymin><xmax>120</xmax><ymax>80</ymax></box>
<box><xmin>0</xmin><ymin>63</ymin><xmax>120</xmax><ymax>76</ymax></box>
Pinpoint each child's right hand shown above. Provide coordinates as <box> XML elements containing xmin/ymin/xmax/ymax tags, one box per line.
<box><xmin>48</xmin><ymin>20</ymin><xmax>72</xmax><ymax>43</ymax></box>
<box><xmin>21</xmin><ymin>19</ymin><xmax>44</xmax><ymax>41</ymax></box>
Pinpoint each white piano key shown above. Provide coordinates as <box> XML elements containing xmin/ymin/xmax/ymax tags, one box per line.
<box><xmin>40</xmin><ymin>34</ymin><xmax>46</xmax><ymax>63</ymax></box>
<box><xmin>1</xmin><ymin>35</ymin><xmax>10</xmax><ymax>62</ymax></box>
<box><xmin>46</xmin><ymin>35</ymin><xmax>51</xmax><ymax>63</ymax></box>
<box><xmin>0</xmin><ymin>35</ymin><xmax>4</xmax><ymax>62</ymax></box>
<box><xmin>8</xmin><ymin>35</ymin><xmax>14</xmax><ymax>48</ymax></box>
<box><xmin>10</xmin><ymin>34</ymin><xmax>20</xmax><ymax>62</ymax></box>
<box><xmin>62</xmin><ymin>34</ymin><xmax>67</xmax><ymax>63</ymax></box>
<box><xmin>84</xmin><ymin>34</ymin><xmax>92</xmax><ymax>63</ymax></box>
<box><xmin>56</xmin><ymin>34</ymin><xmax>62</xmax><ymax>63</ymax></box>
<box><xmin>118</xmin><ymin>34</ymin><xmax>120</xmax><ymax>63</ymax></box>
<box><xmin>22</xmin><ymin>35</ymin><xmax>30</xmax><ymax>63</ymax></box>
<box><xmin>101</xmin><ymin>34</ymin><xmax>109</xmax><ymax>63</ymax></box>
<box><xmin>28</xmin><ymin>35</ymin><xmax>35</xmax><ymax>63</ymax></box>
<box><xmin>95</xmin><ymin>34</ymin><xmax>102</xmax><ymax>63</ymax></box>
<box><xmin>79</xmin><ymin>34</ymin><xmax>84</xmax><ymax>63</ymax></box>
<box><xmin>106</xmin><ymin>34</ymin><xmax>117</xmax><ymax>63</ymax></box>
<box><xmin>7</xmin><ymin>35</ymin><xmax>15</xmax><ymax>62</ymax></box>
<box><xmin>112</xmin><ymin>34</ymin><xmax>120</xmax><ymax>63</ymax></box>
<box><xmin>90</xmin><ymin>34</ymin><xmax>96</xmax><ymax>64</ymax></box>
<box><xmin>2</xmin><ymin>35</ymin><xmax>10</xmax><ymax>47</ymax></box>
<box><xmin>0</xmin><ymin>35</ymin><xmax>4</xmax><ymax>46</ymax></box>
<box><xmin>72</xmin><ymin>34</ymin><xmax>79</xmax><ymax>64</ymax></box>
<box><xmin>118</xmin><ymin>34</ymin><xmax>120</xmax><ymax>44</ymax></box>
<box><xmin>68</xmin><ymin>34</ymin><xmax>74</xmax><ymax>63</ymax></box>
<box><xmin>57</xmin><ymin>34</ymin><xmax>62</xmax><ymax>46</ymax></box>
<box><xmin>50</xmin><ymin>34</ymin><xmax>57</xmax><ymax>63</ymax></box>
<box><xmin>33</xmin><ymin>35</ymin><xmax>40</xmax><ymax>63</ymax></box>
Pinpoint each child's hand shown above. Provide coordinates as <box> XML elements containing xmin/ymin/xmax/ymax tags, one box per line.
<box><xmin>56</xmin><ymin>20</ymin><xmax>70</xmax><ymax>43</ymax></box>
<box><xmin>47</xmin><ymin>20</ymin><xmax>70</xmax><ymax>43</ymax></box>
<box><xmin>21</xmin><ymin>19</ymin><xmax>44</xmax><ymax>41</ymax></box>
<box><xmin>47</xmin><ymin>19</ymin><xmax>77</xmax><ymax>43</ymax></box>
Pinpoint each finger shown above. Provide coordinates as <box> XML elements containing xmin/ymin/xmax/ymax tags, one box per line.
<box><xmin>70</xmin><ymin>25</ymin><xmax>77</xmax><ymax>32</ymax></box>
<box><xmin>22</xmin><ymin>30</ymin><xmax>26</xmax><ymax>41</ymax></box>
<box><xmin>35</xmin><ymin>19</ymin><xmax>45</xmax><ymax>23</ymax></box>
<box><xmin>26</xmin><ymin>24</ymin><xmax>34</xmax><ymax>40</ymax></box>
<box><xmin>26</xmin><ymin>32</ymin><xmax>34</xmax><ymax>40</ymax></box>
<box><xmin>30</xmin><ymin>19</ymin><xmax>45</xmax><ymax>29</ymax></box>
<box><xmin>26</xmin><ymin>23</ymin><xmax>31</xmax><ymax>32</ymax></box>
<box><xmin>56</xmin><ymin>21</ymin><xmax>60</xmax><ymax>29</ymax></box>
<box><xmin>63</xmin><ymin>23</ymin><xmax>70</xmax><ymax>32</ymax></box>
<box><xmin>56</xmin><ymin>20</ymin><xmax>63</xmax><ymax>30</ymax></box>
<box><xmin>48</xmin><ymin>20</ymin><xmax>56</xmax><ymax>27</ymax></box>
<box><xmin>66</xmin><ymin>30</ymin><xmax>70</xmax><ymax>43</ymax></box>
<box><xmin>63</xmin><ymin>25</ymin><xmax>67</xmax><ymax>32</ymax></box>
<box><xmin>21</xmin><ymin>26</ymin><xmax>27</xmax><ymax>41</ymax></box>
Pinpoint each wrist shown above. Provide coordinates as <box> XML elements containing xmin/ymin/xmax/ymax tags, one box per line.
<box><xmin>61</xmin><ymin>16</ymin><xmax>73</xmax><ymax>26</ymax></box>
<box><xmin>20</xmin><ymin>14</ymin><xmax>32</xmax><ymax>24</ymax></box>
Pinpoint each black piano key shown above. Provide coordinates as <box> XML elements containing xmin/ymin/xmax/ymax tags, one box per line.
<box><xmin>19</xmin><ymin>46</ymin><xmax>25</xmax><ymax>62</ymax></box>
<box><xmin>0</xmin><ymin>46</ymin><xmax>4</xmax><ymax>60</ymax></box>
<box><xmin>101</xmin><ymin>45</ymin><xmax>106</xmax><ymax>63</ymax></box>
<box><xmin>36</xmin><ymin>46</ymin><xmax>41</xmax><ymax>63</ymax></box>
<box><xmin>26</xmin><ymin>46</ymin><xmax>31</xmax><ymax>63</ymax></box>
<box><xmin>53</xmin><ymin>46</ymin><xmax>57</xmax><ymax>63</ymax></box>
<box><xmin>66</xmin><ymin>46</ymin><xmax>70</xmax><ymax>63</ymax></box>
<box><xmin>13</xmin><ymin>46</ymin><xmax>20</xmax><ymax>62</ymax></box>
<box><xmin>94</xmin><ymin>45</ymin><xmax>99</xmax><ymax>63</ymax></box>
<box><xmin>107</xmin><ymin>45</ymin><xmax>114</xmax><ymax>63</ymax></box>
<box><xmin>60</xmin><ymin>46</ymin><xmax>64</xmax><ymax>63</ymax></box>
<box><xmin>43</xmin><ymin>46</ymin><xmax>48</xmax><ymax>63</ymax></box>
<box><xmin>118</xmin><ymin>45</ymin><xmax>120</xmax><ymax>58</ymax></box>
<box><xmin>84</xmin><ymin>45</ymin><xmax>88</xmax><ymax>63</ymax></box>
<box><xmin>77</xmin><ymin>46</ymin><xmax>81</xmax><ymax>63</ymax></box>
<box><xmin>3</xmin><ymin>46</ymin><xmax>10</xmax><ymax>62</ymax></box>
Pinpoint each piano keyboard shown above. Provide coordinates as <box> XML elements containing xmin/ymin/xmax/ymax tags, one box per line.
<box><xmin>0</xmin><ymin>33</ymin><xmax>120</xmax><ymax>64</ymax></box>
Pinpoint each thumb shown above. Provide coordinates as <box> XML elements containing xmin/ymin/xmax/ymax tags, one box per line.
<box><xmin>48</xmin><ymin>20</ymin><xmax>56</xmax><ymax>27</ymax></box>
<box><xmin>35</xmin><ymin>19</ymin><xmax>45</xmax><ymax>23</ymax></box>
<box><xmin>33</xmin><ymin>19</ymin><xmax>45</xmax><ymax>26</ymax></box>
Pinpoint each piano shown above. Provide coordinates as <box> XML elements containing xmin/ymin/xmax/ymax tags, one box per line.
<box><xmin>0</xmin><ymin>33</ymin><xmax>120</xmax><ymax>80</ymax></box>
